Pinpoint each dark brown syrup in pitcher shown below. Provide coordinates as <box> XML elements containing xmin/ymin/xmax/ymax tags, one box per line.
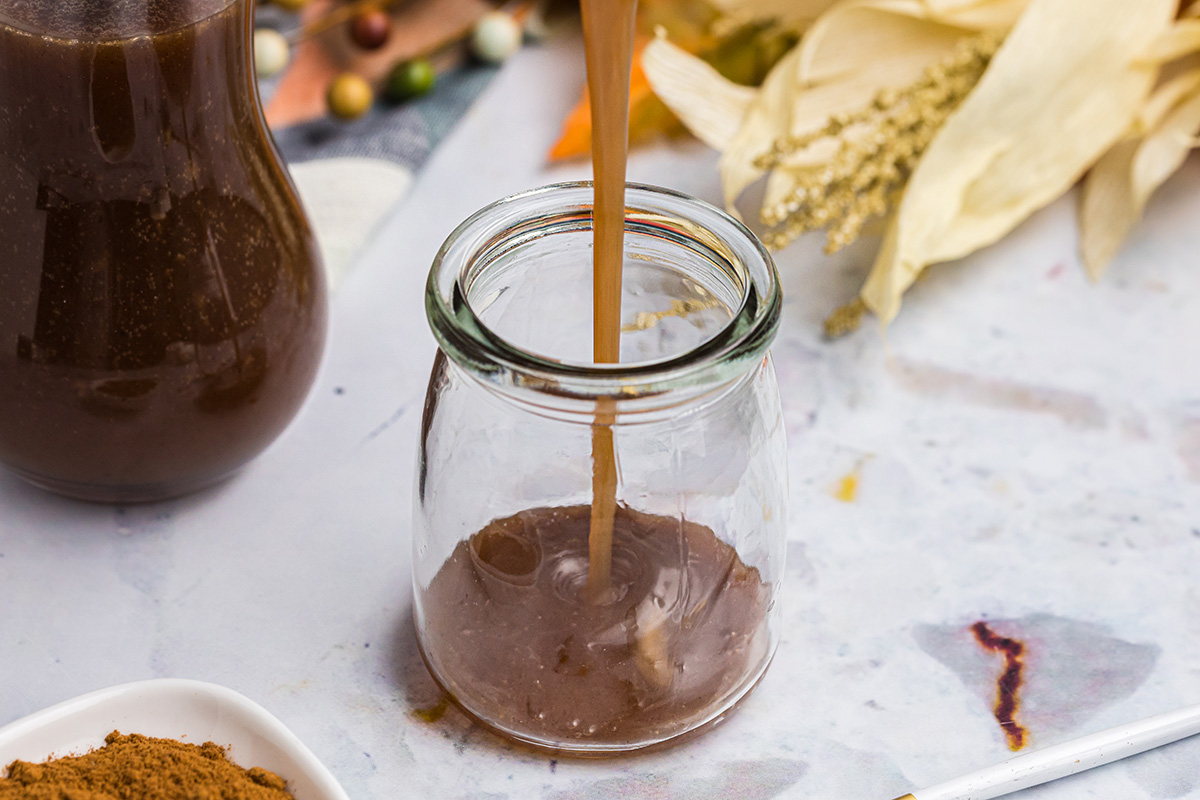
<box><xmin>0</xmin><ymin>0</ymin><xmax>326</xmax><ymax>501</ymax></box>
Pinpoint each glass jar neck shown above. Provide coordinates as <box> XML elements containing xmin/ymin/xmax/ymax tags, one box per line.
<box><xmin>444</xmin><ymin>354</ymin><xmax>765</xmax><ymax>427</ymax></box>
<box><xmin>0</xmin><ymin>0</ymin><xmax>239</xmax><ymax>39</ymax></box>
<box><xmin>427</xmin><ymin>182</ymin><xmax>782</xmax><ymax>411</ymax></box>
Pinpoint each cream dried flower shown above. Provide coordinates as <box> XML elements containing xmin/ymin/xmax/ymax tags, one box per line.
<box><xmin>756</xmin><ymin>31</ymin><xmax>1002</xmax><ymax>254</ymax></box>
<box><xmin>645</xmin><ymin>0</ymin><xmax>1187</xmax><ymax>330</ymax></box>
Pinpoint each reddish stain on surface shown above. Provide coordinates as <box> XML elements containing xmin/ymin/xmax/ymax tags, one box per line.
<box><xmin>972</xmin><ymin>621</ymin><xmax>1029</xmax><ymax>750</ymax></box>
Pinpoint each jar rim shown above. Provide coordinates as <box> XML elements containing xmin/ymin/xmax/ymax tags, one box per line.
<box><xmin>425</xmin><ymin>181</ymin><xmax>782</xmax><ymax>401</ymax></box>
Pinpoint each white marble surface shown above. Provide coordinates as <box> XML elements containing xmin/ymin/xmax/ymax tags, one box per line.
<box><xmin>4</xmin><ymin>33</ymin><xmax>1200</xmax><ymax>800</ymax></box>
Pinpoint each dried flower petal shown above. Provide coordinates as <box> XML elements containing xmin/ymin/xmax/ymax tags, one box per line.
<box><xmin>861</xmin><ymin>0</ymin><xmax>1175</xmax><ymax>324</ymax></box>
<box><xmin>759</xmin><ymin>31</ymin><xmax>1002</xmax><ymax>253</ymax></box>
<box><xmin>1081</xmin><ymin>70</ymin><xmax>1200</xmax><ymax>277</ymax></box>
<box><xmin>1133</xmin><ymin>85</ymin><xmax>1200</xmax><ymax>198</ymax></box>
<box><xmin>1077</xmin><ymin>139</ymin><xmax>1142</xmax><ymax>280</ymax></box>
<box><xmin>641</xmin><ymin>36</ymin><xmax>756</xmax><ymax>150</ymax></box>
<box><xmin>705</xmin><ymin>0</ymin><xmax>839</xmax><ymax>27</ymax></box>
<box><xmin>1137</xmin><ymin>68</ymin><xmax>1200</xmax><ymax>131</ymax></box>
<box><xmin>1143</xmin><ymin>19</ymin><xmax>1200</xmax><ymax>64</ymax></box>
<box><xmin>647</xmin><ymin>1</ymin><xmax>1027</xmax><ymax>212</ymax></box>
<box><xmin>921</xmin><ymin>0</ymin><xmax>1031</xmax><ymax>28</ymax></box>
<box><xmin>721</xmin><ymin>0</ymin><xmax>1026</xmax><ymax>212</ymax></box>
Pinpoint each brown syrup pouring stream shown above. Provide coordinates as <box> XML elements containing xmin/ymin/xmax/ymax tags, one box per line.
<box><xmin>581</xmin><ymin>0</ymin><xmax>638</xmax><ymax>603</ymax></box>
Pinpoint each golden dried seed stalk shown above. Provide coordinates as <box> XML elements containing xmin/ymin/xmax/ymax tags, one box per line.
<box><xmin>758</xmin><ymin>31</ymin><xmax>1004</xmax><ymax>254</ymax></box>
<box><xmin>822</xmin><ymin>297</ymin><xmax>867</xmax><ymax>339</ymax></box>
<box><xmin>620</xmin><ymin>297</ymin><xmax>726</xmax><ymax>332</ymax></box>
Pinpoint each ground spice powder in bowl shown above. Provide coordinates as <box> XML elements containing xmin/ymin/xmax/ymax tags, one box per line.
<box><xmin>0</xmin><ymin>730</ymin><xmax>296</xmax><ymax>799</ymax></box>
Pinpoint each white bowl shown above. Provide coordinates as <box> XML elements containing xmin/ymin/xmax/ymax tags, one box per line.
<box><xmin>0</xmin><ymin>679</ymin><xmax>350</xmax><ymax>800</ymax></box>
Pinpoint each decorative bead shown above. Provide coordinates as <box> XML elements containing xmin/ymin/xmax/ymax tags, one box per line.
<box><xmin>350</xmin><ymin>9</ymin><xmax>391</xmax><ymax>50</ymax></box>
<box><xmin>470</xmin><ymin>11</ymin><xmax>521</xmax><ymax>64</ymax></box>
<box><xmin>327</xmin><ymin>73</ymin><xmax>374</xmax><ymax>120</ymax></box>
<box><xmin>385</xmin><ymin>59</ymin><xmax>436</xmax><ymax>103</ymax></box>
<box><xmin>253</xmin><ymin>28</ymin><xmax>290</xmax><ymax>79</ymax></box>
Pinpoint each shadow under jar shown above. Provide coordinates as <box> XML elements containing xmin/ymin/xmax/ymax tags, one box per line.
<box><xmin>415</xmin><ymin>182</ymin><xmax>788</xmax><ymax>755</ymax></box>
<box><xmin>0</xmin><ymin>0</ymin><xmax>326</xmax><ymax>502</ymax></box>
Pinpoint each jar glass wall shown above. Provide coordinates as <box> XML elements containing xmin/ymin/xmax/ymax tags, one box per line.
<box><xmin>414</xmin><ymin>183</ymin><xmax>787</xmax><ymax>754</ymax></box>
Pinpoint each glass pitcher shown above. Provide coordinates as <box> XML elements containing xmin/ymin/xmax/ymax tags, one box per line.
<box><xmin>414</xmin><ymin>183</ymin><xmax>788</xmax><ymax>754</ymax></box>
<box><xmin>0</xmin><ymin>0</ymin><xmax>326</xmax><ymax>502</ymax></box>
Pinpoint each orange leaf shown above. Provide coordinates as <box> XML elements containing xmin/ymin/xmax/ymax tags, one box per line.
<box><xmin>549</xmin><ymin>43</ymin><xmax>675</xmax><ymax>161</ymax></box>
<box><xmin>549</xmin><ymin>90</ymin><xmax>594</xmax><ymax>161</ymax></box>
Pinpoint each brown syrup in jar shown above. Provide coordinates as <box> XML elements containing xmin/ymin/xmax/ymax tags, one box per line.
<box><xmin>421</xmin><ymin>505</ymin><xmax>770</xmax><ymax>746</ymax></box>
<box><xmin>0</xmin><ymin>0</ymin><xmax>326</xmax><ymax>501</ymax></box>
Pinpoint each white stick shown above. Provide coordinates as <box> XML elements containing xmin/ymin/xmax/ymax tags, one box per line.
<box><xmin>893</xmin><ymin>702</ymin><xmax>1200</xmax><ymax>800</ymax></box>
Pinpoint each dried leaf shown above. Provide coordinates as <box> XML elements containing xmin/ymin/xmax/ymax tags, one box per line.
<box><xmin>761</xmin><ymin>3</ymin><xmax>983</xmax><ymax>210</ymax></box>
<box><xmin>706</xmin><ymin>0</ymin><xmax>840</xmax><ymax>27</ymax></box>
<box><xmin>548</xmin><ymin>44</ymin><xmax>679</xmax><ymax>161</ymax></box>
<box><xmin>1077</xmin><ymin>139</ymin><xmax>1142</xmax><ymax>280</ymax></box>
<box><xmin>759</xmin><ymin>31</ymin><xmax>1003</xmax><ymax>252</ymax></box>
<box><xmin>715</xmin><ymin>45</ymin><xmax>803</xmax><ymax>210</ymax></box>
<box><xmin>716</xmin><ymin>0</ymin><xmax>1027</xmax><ymax>212</ymax></box>
<box><xmin>921</xmin><ymin>0</ymin><xmax>1031</xmax><ymax>28</ymax></box>
<box><xmin>861</xmin><ymin>0</ymin><xmax>1175</xmax><ymax>324</ymax></box>
<box><xmin>1068</xmin><ymin>66</ymin><xmax>1200</xmax><ymax>271</ymax></box>
<box><xmin>551</xmin><ymin>0</ymin><xmax>805</xmax><ymax>162</ymax></box>
<box><xmin>638</xmin><ymin>0</ymin><xmax>728</xmax><ymax>52</ymax></box>
<box><xmin>548</xmin><ymin>93</ymin><xmax>594</xmax><ymax>162</ymax></box>
<box><xmin>551</xmin><ymin>0</ymin><xmax>801</xmax><ymax>162</ymax></box>
<box><xmin>1137</xmin><ymin>67</ymin><xmax>1200</xmax><ymax>131</ymax></box>
<box><xmin>701</xmin><ymin>18</ymin><xmax>803</xmax><ymax>85</ymax></box>
<box><xmin>1143</xmin><ymin>19</ymin><xmax>1200</xmax><ymax>64</ymax></box>
<box><xmin>798</xmin><ymin>2</ymin><xmax>984</xmax><ymax>84</ymax></box>
<box><xmin>1081</xmin><ymin>71</ymin><xmax>1200</xmax><ymax>277</ymax></box>
<box><xmin>641</xmin><ymin>37</ymin><xmax>756</xmax><ymax>150</ymax></box>
<box><xmin>1134</xmin><ymin>83</ymin><xmax>1200</xmax><ymax>200</ymax></box>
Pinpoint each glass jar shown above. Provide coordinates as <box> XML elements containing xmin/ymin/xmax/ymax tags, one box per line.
<box><xmin>0</xmin><ymin>0</ymin><xmax>326</xmax><ymax>502</ymax></box>
<box><xmin>414</xmin><ymin>182</ymin><xmax>787</xmax><ymax>754</ymax></box>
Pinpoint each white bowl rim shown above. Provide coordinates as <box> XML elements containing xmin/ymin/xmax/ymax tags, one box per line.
<box><xmin>0</xmin><ymin>678</ymin><xmax>350</xmax><ymax>800</ymax></box>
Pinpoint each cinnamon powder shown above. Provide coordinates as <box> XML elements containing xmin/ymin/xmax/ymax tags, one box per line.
<box><xmin>0</xmin><ymin>731</ymin><xmax>296</xmax><ymax>799</ymax></box>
